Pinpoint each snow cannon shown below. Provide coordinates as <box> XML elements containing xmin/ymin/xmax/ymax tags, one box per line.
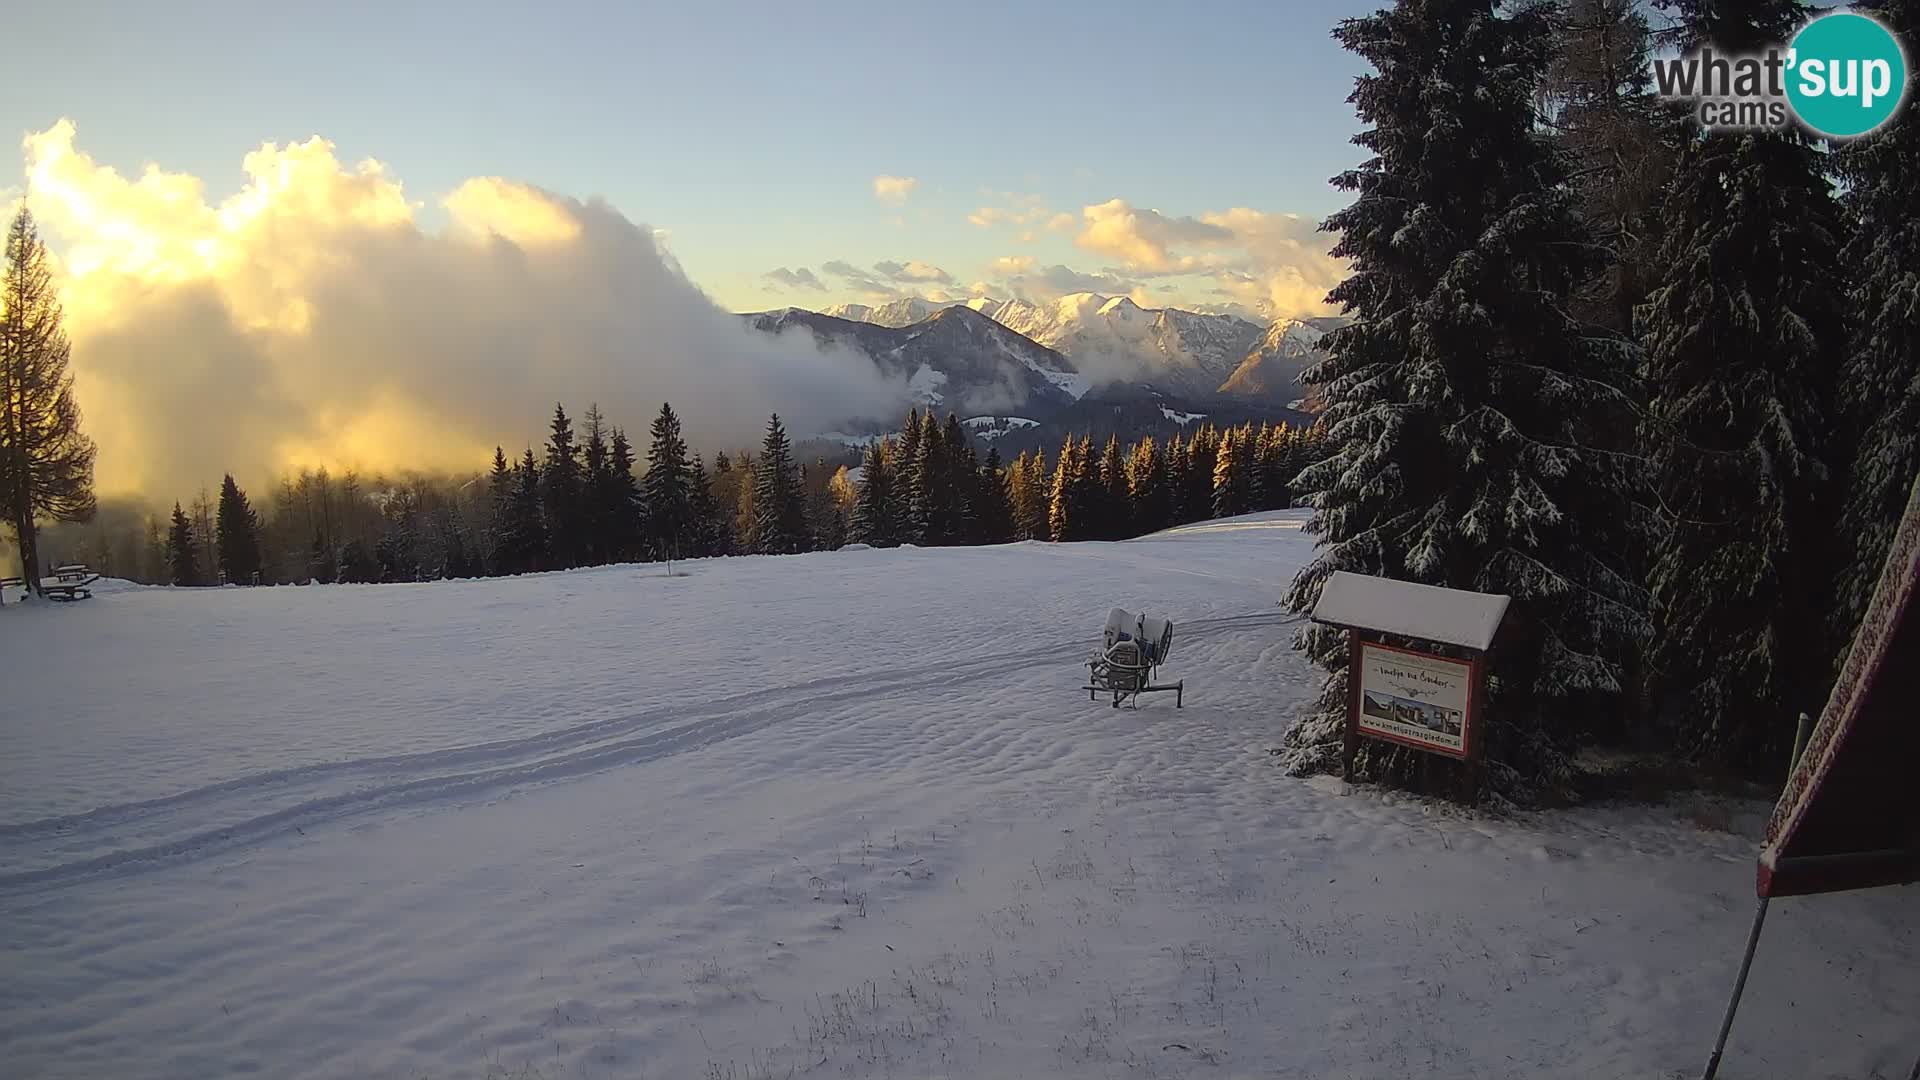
<box><xmin>1085</xmin><ymin>608</ymin><xmax>1183</xmax><ymax>709</ymax></box>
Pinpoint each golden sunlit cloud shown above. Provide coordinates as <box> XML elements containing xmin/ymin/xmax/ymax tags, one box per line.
<box><xmin>22</xmin><ymin>121</ymin><xmax>907</xmax><ymax>501</ymax></box>
<box><xmin>871</xmin><ymin>174</ymin><xmax>918</xmax><ymax>204</ymax></box>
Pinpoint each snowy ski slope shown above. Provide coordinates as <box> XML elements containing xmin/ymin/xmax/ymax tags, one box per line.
<box><xmin>1</xmin><ymin>511</ymin><xmax>1914</xmax><ymax>1079</ymax></box>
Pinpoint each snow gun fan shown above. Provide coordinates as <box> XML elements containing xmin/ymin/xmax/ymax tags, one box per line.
<box><xmin>1084</xmin><ymin>608</ymin><xmax>1184</xmax><ymax>708</ymax></box>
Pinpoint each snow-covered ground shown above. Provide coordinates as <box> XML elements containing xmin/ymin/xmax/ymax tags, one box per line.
<box><xmin>1</xmin><ymin>512</ymin><xmax>1914</xmax><ymax>1079</ymax></box>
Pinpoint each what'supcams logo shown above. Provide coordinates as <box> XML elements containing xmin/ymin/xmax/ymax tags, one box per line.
<box><xmin>1652</xmin><ymin>11</ymin><xmax>1910</xmax><ymax>138</ymax></box>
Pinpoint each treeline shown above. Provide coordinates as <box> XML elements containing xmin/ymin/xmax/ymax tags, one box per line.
<box><xmin>846</xmin><ymin>408</ymin><xmax>1331</xmax><ymax>547</ymax></box>
<box><xmin>100</xmin><ymin>404</ymin><xmax>843</xmax><ymax>585</ymax></box>
<box><xmin>75</xmin><ymin>401</ymin><xmax>1331</xmax><ymax>586</ymax></box>
<box><xmin>1272</xmin><ymin>0</ymin><xmax>1920</xmax><ymax>802</ymax></box>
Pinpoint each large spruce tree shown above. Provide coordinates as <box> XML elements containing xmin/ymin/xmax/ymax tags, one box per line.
<box><xmin>892</xmin><ymin>409</ymin><xmax>924</xmax><ymax>539</ymax></box>
<box><xmin>608</xmin><ymin>428</ymin><xmax>645</xmax><ymax>562</ymax></box>
<box><xmin>1640</xmin><ymin>0</ymin><xmax>1850</xmax><ymax>771</ymax></box>
<box><xmin>1128</xmin><ymin>436</ymin><xmax>1172</xmax><ymax>534</ymax></box>
<box><xmin>580</xmin><ymin>404</ymin><xmax>613</xmax><ymax>565</ymax></box>
<box><xmin>540</xmin><ymin>404</ymin><xmax>584</xmax><ymax>568</ymax></box>
<box><xmin>1543</xmin><ymin>0</ymin><xmax>1679</xmax><ymax>333</ymax></box>
<box><xmin>751</xmin><ymin>414</ymin><xmax>807</xmax><ymax>554</ymax></box>
<box><xmin>974</xmin><ymin>447</ymin><xmax>1015</xmax><ymax>545</ymax></box>
<box><xmin>167</xmin><ymin>502</ymin><xmax>199</xmax><ymax>586</ymax></box>
<box><xmin>508</xmin><ymin>448</ymin><xmax>548</xmax><ymax>572</ymax></box>
<box><xmin>645</xmin><ymin>402</ymin><xmax>693</xmax><ymax>559</ymax></box>
<box><xmin>850</xmin><ymin>439</ymin><xmax>897</xmax><ymax>546</ymax></box>
<box><xmin>1280</xmin><ymin>0</ymin><xmax>1647</xmax><ymax>802</ymax></box>
<box><xmin>1829</xmin><ymin>0</ymin><xmax>1920</xmax><ymax>665</ymax></box>
<box><xmin>2</xmin><ymin>208</ymin><xmax>97</xmax><ymax>592</ymax></box>
<box><xmin>215</xmin><ymin>474</ymin><xmax>262</xmax><ymax>585</ymax></box>
<box><xmin>907</xmin><ymin>417</ymin><xmax>951</xmax><ymax>545</ymax></box>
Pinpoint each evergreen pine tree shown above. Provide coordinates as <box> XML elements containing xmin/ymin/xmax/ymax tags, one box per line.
<box><xmin>540</xmin><ymin>403</ymin><xmax>584</xmax><ymax>568</ymax></box>
<box><xmin>645</xmin><ymin>402</ymin><xmax>693</xmax><ymax>560</ymax></box>
<box><xmin>1047</xmin><ymin>437</ymin><xmax>1076</xmax><ymax>542</ymax></box>
<box><xmin>580</xmin><ymin>404</ymin><xmax>613</xmax><ymax>565</ymax></box>
<box><xmin>1543</xmin><ymin>0</ymin><xmax>1680</xmax><ymax>332</ymax></box>
<box><xmin>608</xmin><ymin>428</ymin><xmax>645</xmax><ymax>562</ymax></box>
<box><xmin>486</xmin><ymin>446</ymin><xmax>514</xmax><ymax>575</ymax></box>
<box><xmin>167</xmin><ymin>502</ymin><xmax>199</xmax><ymax>586</ymax></box>
<box><xmin>825</xmin><ymin>465</ymin><xmax>858</xmax><ymax>549</ymax></box>
<box><xmin>1829</xmin><ymin>0</ymin><xmax>1920</xmax><ymax>663</ymax></box>
<box><xmin>1017</xmin><ymin>450</ymin><xmax>1051</xmax><ymax>540</ymax></box>
<box><xmin>1129</xmin><ymin>436</ymin><xmax>1171</xmax><ymax>535</ymax></box>
<box><xmin>688</xmin><ymin>453</ymin><xmax>719</xmax><ymax>557</ymax></box>
<box><xmin>850</xmin><ymin>439</ymin><xmax>897</xmax><ymax>546</ymax></box>
<box><xmin>215</xmin><ymin>473</ymin><xmax>262</xmax><ymax>584</ymax></box>
<box><xmin>945</xmin><ymin>415</ymin><xmax>978</xmax><ymax>543</ymax></box>
<box><xmin>1280</xmin><ymin>0</ymin><xmax>1648</xmax><ymax>802</ymax></box>
<box><xmin>975</xmin><ymin>447</ymin><xmax>1015</xmax><ymax>544</ymax></box>
<box><xmin>1</xmin><ymin>208</ymin><xmax>97</xmax><ymax>594</ymax></box>
<box><xmin>751</xmin><ymin>414</ymin><xmax>806</xmax><ymax>554</ymax></box>
<box><xmin>1184</xmin><ymin>427</ymin><xmax>1218</xmax><ymax>523</ymax></box>
<box><xmin>510</xmin><ymin>448</ymin><xmax>548</xmax><ymax>572</ymax></box>
<box><xmin>1098</xmin><ymin>435</ymin><xmax>1128</xmax><ymax>540</ymax></box>
<box><xmin>891</xmin><ymin>409</ymin><xmax>924</xmax><ymax>537</ymax></box>
<box><xmin>1004</xmin><ymin>451</ymin><xmax>1034</xmax><ymax>540</ymax></box>
<box><xmin>1212</xmin><ymin>427</ymin><xmax>1252</xmax><ymax>519</ymax></box>
<box><xmin>1165</xmin><ymin>433</ymin><xmax>1190</xmax><ymax>524</ymax></box>
<box><xmin>907</xmin><ymin>416</ymin><xmax>952</xmax><ymax>545</ymax></box>
<box><xmin>1641</xmin><ymin>0</ymin><xmax>1849</xmax><ymax>770</ymax></box>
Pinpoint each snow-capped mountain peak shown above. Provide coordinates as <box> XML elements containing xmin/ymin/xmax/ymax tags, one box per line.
<box><xmin>799</xmin><ymin>293</ymin><xmax>1337</xmax><ymax>408</ymax></box>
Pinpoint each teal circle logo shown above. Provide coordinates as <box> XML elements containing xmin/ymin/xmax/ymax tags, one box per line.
<box><xmin>1786</xmin><ymin>12</ymin><xmax>1909</xmax><ymax>138</ymax></box>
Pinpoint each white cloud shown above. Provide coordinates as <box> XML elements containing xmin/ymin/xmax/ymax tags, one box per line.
<box><xmin>872</xmin><ymin>259</ymin><xmax>952</xmax><ymax>284</ymax></box>
<box><xmin>763</xmin><ymin>266</ymin><xmax>827</xmax><ymax>291</ymax></box>
<box><xmin>872</xmin><ymin>174</ymin><xmax>918</xmax><ymax>204</ymax></box>
<box><xmin>23</xmin><ymin>120</ymin><xmax>908</xmax><ymax>499</ymax></box>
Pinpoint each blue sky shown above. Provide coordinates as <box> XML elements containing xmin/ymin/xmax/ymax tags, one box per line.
<box><xmin>5</xmin><ymin>0</ymin><xmax>1377</xmax><ymax>315</ymax></box>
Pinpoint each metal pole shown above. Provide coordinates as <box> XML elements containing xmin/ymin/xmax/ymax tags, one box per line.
<box><xmin>1790</xmin><ymin>712</ymin><xmax>1815</xmax><ymax>772</ymax></box>
<box><xmin>1700</xmin><ymin>896</ymin><xmax>1771</xmax><ymax>1080</ymax></box>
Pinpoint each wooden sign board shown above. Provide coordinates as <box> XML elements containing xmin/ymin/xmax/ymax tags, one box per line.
<box><xmin>1349</xmin><ymin>639</ymin><xmax>1481</xmax><ymax>761</ymax></box>
<box><xmin>1308</xmin><ymin>571</ymin><xmax>1506</xmax><ymax>796</ymax></box>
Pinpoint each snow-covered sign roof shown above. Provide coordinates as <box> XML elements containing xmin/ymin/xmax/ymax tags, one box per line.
<box><xmin>1308</xmin><ymin>571</ymin><xmax>1510</xmax><ymax>652</ymax></box>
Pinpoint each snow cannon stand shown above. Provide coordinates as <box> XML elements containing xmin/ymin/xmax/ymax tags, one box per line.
<box><xmin>1084</xmin><ymin>608</ymin><xmax>1183</xmax><ymax>709</ymax></box>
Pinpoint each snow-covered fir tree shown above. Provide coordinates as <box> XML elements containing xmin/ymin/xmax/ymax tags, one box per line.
<box><xmin>215</xmin><ymin>474</ymin><xmax>262</xmax><ymax>585</ymax></box>
<box><xmin>750</xmin><ymin>414</ymin><xmax>807</xmax><ymax>554</ymax></box>
<box><xmin>1542</xmin><ymin>0</ymin><xmax>1679</xmax><ymax>333</ymax></box>
<box><xmin>580</xmin><ymin>404</ymin><xmax>612</xmax><ymax>565</ymax></box>
<box><xmin>1640</xmin><ymin>0</ymin><xmax>1850</xmax><ymax>772</ymax></box>
<box><xmin>645</xmin><ymin>402</ymin><xmax>692</xmax><ymax>560</ymax></box>
<box><xmin>1829</xmin><ymin>0</ymin><xmax>1920</xmax><ymax>666</ymax></box>
<box><xmin>168</xmin><ymin>501</ymin><xmax>199</xmax><ymax>586</ymax></box>
<box><xmin>892</xmin><ymin>409</ymin><xmax>924</xmax><ymax>541</ymax></box>
<box><xmin>607</xmin><ymin>428</ymin><xmax>645</xmax><ymax>561</ymax></box>
<box><xmin>850</xmin><ymin>439</ymin><xmax>897</xmax><ymax>546</ymax></box>
<box><xmin>1127</xmin><ymin>436</ymin><xmax>1171</xmax><ymax>535</ymax></box>
<box><xmin>540</xmin><ymin>404</ymin><xmax>584</xmax><ymax>569</ymax></box>
<box><xmin>1211</xmin><ymin>427</ymin><xmax>1250</xmax><ymax>520</ymax></box>
<box><xmin>1280</xmin><ymin>0</ymin><xmax>1648</xmax><ymax>803</ymax></box>
<box><xmin>975</xmin><ymin>447</ymin><xmax>1015</xmax><ymax>544</ymax></box>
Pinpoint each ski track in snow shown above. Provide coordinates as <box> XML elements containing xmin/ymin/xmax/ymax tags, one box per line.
<box><xmin>1</xmin><ymin>511</ymin><xmax>1915</xmax><ymax>1080</ymax></box>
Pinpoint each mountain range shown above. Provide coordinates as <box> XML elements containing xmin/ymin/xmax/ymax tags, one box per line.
<box><xmin>817</xmin><ymin>293</ymin><xmax>1335</xmax><ymax>409</ymax></box>
<box><xmin>747</xmin><ymin>294</ymin><xmax>1340</xmax><ymax>455</ymax></box>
